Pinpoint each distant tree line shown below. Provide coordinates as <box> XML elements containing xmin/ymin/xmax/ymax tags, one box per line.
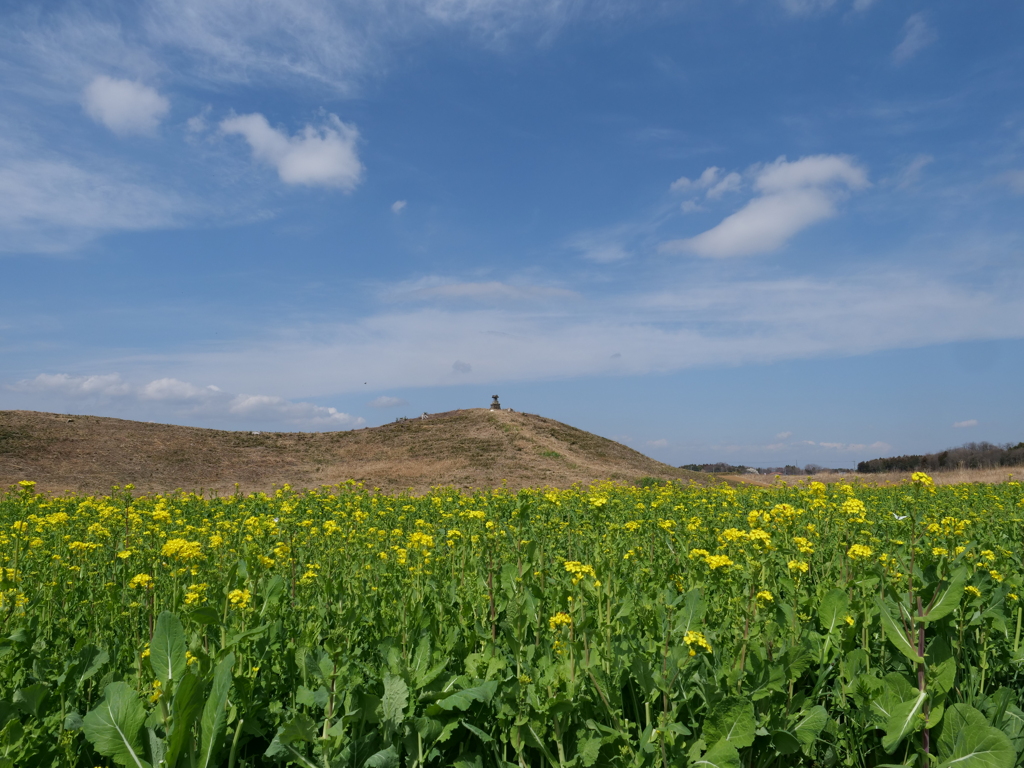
<box><xmin>681</xmin><ymin>463</ymin><xmax>852</xmax><ymax>475</ymax></box>
<box><xmin>857</xmin><ymin>441</ymin><xmax>1024</xmax><ymax>473</ymax></box>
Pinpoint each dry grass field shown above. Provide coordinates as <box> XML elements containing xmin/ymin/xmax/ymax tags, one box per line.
<box><xmin>0</xmin><ymin>408</ymin><xmax>712</xmax><ymax>496</ymax></box>
<box><xmin>721</xmin><ymin>465</ymin><xmax>1024</xmax><ymax>487</ymax></box>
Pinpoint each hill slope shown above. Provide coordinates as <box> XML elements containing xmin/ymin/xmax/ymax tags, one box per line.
<box><xmin>0</xmin><ymin>409</ymin><xmax>710</xmax><ymax>495</ymax></box>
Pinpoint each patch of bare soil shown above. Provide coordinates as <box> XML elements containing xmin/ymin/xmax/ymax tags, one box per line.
<box><xmin>0</xmin><ymin>409</ymin><xmax>713</xmax><ymax>496</ymax></box>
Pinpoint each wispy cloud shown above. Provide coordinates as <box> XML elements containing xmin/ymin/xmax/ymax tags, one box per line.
<box><xmin>661</xmin><ymin>155</ymin><xmax>869</xmax><ymax>258</ymax></box>
<box><xmin>893</xmin><ymin>13</ymin><xmax>936</xmax><ymax>65</ymax></box>
<box><xmin>0</xmin><ymin>156</ymin><xmax>186</xmax><ymax>253</ymax></box>
<box><xmin>953</xmin><ymin>419</ymin><xmax>977</xmax><ymax>428</ymax></box>
<box><xmin>9</xmin><ymin>373</ymin><xmax>363</xmax><ymax>429</ymax></box>
<box><xmin>383</xmin><ymin>277</ymin><xmax>578</xmax><ymax>304</ymax></box>
<box><xmin>82</xmin><ymin>76</ymin><xmax>169</xmax><ymax>136</ymax></box>
<box><xmin>368</xmin><ymin>396</ymin><xmax>408</xmax><ymax>408</ymax></box>
<box><xmin>126</xmin><ymin>265</ymin><xmax>1024</xmax><ymax>399</ymax></box>
<box><xmin>220</xmin><ymin>113</ymin><xmax>363</xmax><ymax>189</ymax></box>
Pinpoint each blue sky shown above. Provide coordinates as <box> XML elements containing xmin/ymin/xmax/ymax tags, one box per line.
<box><xmin>2</xmin><ymin>0</ymin><xmax>1023</xmax><ymax>469</ymax></box>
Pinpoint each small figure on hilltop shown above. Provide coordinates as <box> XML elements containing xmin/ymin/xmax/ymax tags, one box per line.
<box><xmin>490</xmin><ymin>395</ymin><xmax>501</xmax><ymax>410</ymax></box>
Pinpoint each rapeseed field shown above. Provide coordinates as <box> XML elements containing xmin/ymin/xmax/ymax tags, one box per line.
<box><xmin>0</xmin><ymin>475</ymin><xmax>1022</xmax><ymax>767</ymax></box>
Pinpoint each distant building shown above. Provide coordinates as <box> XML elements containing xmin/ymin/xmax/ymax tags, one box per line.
<box><xmin>490</xmin><ymin>395</ymin><xmax>502</xmax><ymax>410</ymax></box>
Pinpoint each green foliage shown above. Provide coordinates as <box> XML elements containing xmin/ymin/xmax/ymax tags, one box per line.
<box><xmin>0</xmin><ymin>477</ymin><xmax>1022</xmax><ymax>766</ymax></box>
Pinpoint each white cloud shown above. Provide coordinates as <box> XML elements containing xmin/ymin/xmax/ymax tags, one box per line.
<box><xmin>953</xmin><ymin>419</ymin><xmax>978</xmax><ymax>428</ymax></box>
<box><xmin>894</xmin><ymin>154</ymin><xmax>934</xmax><ymax>188</ymax></box>
<box><xmin>1001</xmin><ymin>170</ymin><xmax>1024</xmax><ymax>194</ymax></box>
<box><xmin>385</xmin><ymin>278</ymin><xmax>578</xmax><ymax>303</ymax></box>
<box><xmin>126</xmin><ymin>264</ymin><xmax>1024</xmax><ymax>402</ymax></box>
<box><xmin>220</xmin><ymin>113</ymin><xmax>363</xmax><ymax>190</ymax></box>
<box><xmin>776</xmin><ymin>431</ymin><xmax>793</xmax><ymax>439</ymax></box>
<box><xmin>646</xmin><ymin>438</ymin><xmax>668</xmax><ymax>448</ymax></box>
<box><xmin>670</xmin><ymin>166</ymin><xmax>720</xmax><ymax>192</ymax></box>
<box><xmin>8</xmin><ymin>373</ymin><xmax>362</xmax><ymax>429</ymax></box>
<box><xmin>13</xmin><ymin>373</ymin><xmax>132</xmax><ymax>397</ymax></box>
<box><xmin>851</xmin><ymin>0</ymin><xmax>881</xmax><ymax>10</ymax></box>
<box><xmin>368</xmin><ymin>396</ymin><xmax>409</xmax><ymax>408</ymax></box>
<box><xmin>0</xmin><ymin>157</ymin><xmax>185</xmax><ymax>253</ymax></box>
<box><xmin>391</xmin><ymin>200</ymin><xmax>407</xmax><ymax>213</ymax></box>
<box><xmin>82</xmin><ymin>76</ymin><xmax>170</xmax><ymax>136</ymax></box>
<box><xmin>661</xmin><ymin>154</ymin><xmax>869</xmax><ymax>258</ymax></box>
<box><xmin>706</xmin><ymin>172</ymin><xmax>742</xmax><ymax>200</ymax></box>
<box><xmin>779</xmin><ymin>0</ymin><xmax>836</xmax><ymax>15</ymax></box>
<box><xmin>893</xmin><ymin>14</ymin><xmax>936</xmax><ymax>65</ymax></box>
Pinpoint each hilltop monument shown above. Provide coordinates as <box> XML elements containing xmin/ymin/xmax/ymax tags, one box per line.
<box><xmin>490</xmin><ymin>395</ymin><xmax>501</xmax><ymax>410</ymax></box>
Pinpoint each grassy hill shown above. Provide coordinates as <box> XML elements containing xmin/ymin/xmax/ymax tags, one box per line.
<box><xmin>0</xmin><ymin>408</ymin><xmax>712</xmax><ymax>495</ymax></box>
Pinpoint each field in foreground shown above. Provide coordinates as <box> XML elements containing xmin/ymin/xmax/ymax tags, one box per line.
<box><xmin>1</xmin><ymin>477</ymin><xmax>1023</xmax><ymax>767</ymax></box>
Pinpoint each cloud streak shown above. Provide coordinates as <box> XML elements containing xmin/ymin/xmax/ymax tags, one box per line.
<box><xmin>9</xmin><ymin>373</ymin><xmax>363</xmax><ymax>429</ymax></box>
<box><xmin>893</xmin><ymin>14</ymin><xmax>936</xmax><ymax>64</ymax></box>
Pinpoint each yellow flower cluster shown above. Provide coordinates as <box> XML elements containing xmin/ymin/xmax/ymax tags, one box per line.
<box><xmin>548</xmin><ymin>611</ymin><xmax>572</xmax><ymax>631</ymax></box>
<box><xmin>683</xmin><ymin>630</ymin><xmax>712</xmax><ymax>656</ymax></box>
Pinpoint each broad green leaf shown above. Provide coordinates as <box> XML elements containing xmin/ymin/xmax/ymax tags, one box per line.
<box><xmin>461</xmin><ymin>720</ymin><xmax>493</xmax><ymax>743</ymax></box>
<box><xmin>818</xmin><ymin>588</ymin><xmax>849</xmax><ymax>634</ymax></box>
<box><xmin>165</xmin><ymin>672</ymin><xmax>204</xmax><ymax>768</ymax></box>
<box><xmin>703</xmin><ymin>698</ymin><xmax>756</xmax><ymax>749</ymax></box>
<box><xmin>577</xmin><ymin>735</ymin><xmax>602</xmax><ymax>767</ymax></box>
<box><xmin>382</xmin><ymin>675</ymin><xmax>409</xmax><ymax>727</ymax></box>
<box><xmin>937</xmin><ymin>725</ymin><xmax>1015</xmax><ymax>768</ymax></box>
<box><xmin>793</xmin><ymin>705</ymin><xmax>828</xmax><ymax>752</ymax></box>
<box><xmin>197</xmin><ymin>652</ymin><xmax>234</xmax><ymax>768</ymax></box>
<box><xmin>692</xmin><ymin>738</ymin><xmax>741</xmax><ymax>768</ymax></box>
<box><xmin>771</xmin><ymin>730</ymin><xmax>800</xmax><ymax>755</ymax></box>
<box><xmin>674</xmin><ymin>588</ymin><xmax>706</xmax><ymax>636</ymax></box>
<box><xmin>875</xmin><ymin>598</ymin><xmax>924</xmax><ymax>664</ymax></box>
<box><xmin>882</xmin><ymin>690</ymin><xmax>927</xmax><ymax>754</ymax></box>
<box><xmin>939</xmin><ymin>704</ymin><xmax>985</xmax><ymax>752</ymax></box>
<box><xmin>426</xmin><ymin>681</ymin><xmax>499</xmax><ymax>714</ymax></box>
<box><xmin>13</xmin><ymin>684</ymin><xmax>48</xmax><ymax>718</ymax></box>
<box><xmin>188</xmin><ymin>606</ymin><xmax>221</xmax><ymax>625</ymax></box>
<box><xmin>923</xmin><ymin>567</ymin><xmax>967</xmax><ymax>624</ymax></box>
<box><xmin>60</xmin><ymin>645</ymin><xmax>108</xmax><ymax>693</ymax></box>
<box><xmin>82</xmin><ymin>682</ymin><xmax>152</xmax><ymax>768</ymax></box>
<box><xmin>265</xmin><ymin>713</ymin><xmax>317</xmax><ymax>762</ymax></box>
<box><xmin>150</xmin><ymin>611</ymin><xmax>186</xmax><ymax>686</ymax></box>
<box><xmin>364</xmin><ymin>744</ymin><xmax>400</xmax><ymax>767</ymax></box>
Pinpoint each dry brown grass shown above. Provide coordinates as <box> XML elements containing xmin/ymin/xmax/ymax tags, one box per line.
<box><xmin>721</xmin><ymin>466</ymin><xmax>1024</xmax><ymax>487</ymax></box>
<box><xmin>0</xmin><ymin>409</ymin><xmax>713</xmax><ymax>496</ymax></box>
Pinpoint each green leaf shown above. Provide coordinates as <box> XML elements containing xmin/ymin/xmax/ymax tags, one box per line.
<box><xmin>81</xmin><ymin>682</ymin><xmax>152</xmax><ymax>768</ymax></box>
<box><xmin>692</xmin><ymin>739</ymin><xmax>741</xmax><ymax>768</ymax></box>
<box><xmin>703</xmin><ymin>698</ymin><xmax>756</xmax><ymax>749</ymax></box>
<box><xmin>265</xmin><ymin>714</ymin><xmax>320</xmax><ymax>768</ymax></box>
<box><xmin>793</xmin><ymin>705</ymin><xmax>828</xmax><ymax>752</ymax></box>
<box><xmin>818</xmin><ymin>588</ymin><xmax>850</xmax><ymax>635</ymax></box>
<box><xmin>577</xmin><ymin>735</ymin><xmax>602</xmax><ymax>767</ymax></box>
<box><xmin>13</xmin><ymin>684</ymin><xmax>49</xmax><ymax>718</ymax></box>
<box><xmin>197</xmin><ymin>652</ymin><xmax>234</xmax><ymax>768</ymax></box>
<box><xmin>937</xmin><ymin>725</ymin><xmax>1015</xmax><ymax>768</ymax></box>
<box><xmin>164</xmin><ymin>672</ymin><xmax>204</xmax><ymax>768</ymax></box>
<box><xmin>882</xmin><ymin>690</ymin><xmax>926</xmax><ymax>753</ymax></box>
<box><xmin>939</xmin><ymin>704</ymin><xmax>989</xmax><ymax>757</ymax></box>
<box><xmin>425</xmin><ymin>681</ymin><xmax>499</xmax><ymax>714</ymax></box>
<box><xmin>674</xmin><ymin>588</ymin><xmax>706</xmax><ymax>635</ymax></box>
<box><xmin>771</xmin><ymin>730</ymin><xmax>800</xmax><ymax>755</ymax></box>
<box><xmin>150</xmin><ymin>611</ymin><xmax>187</xmax><ymax>686</ymax></box>
<box><xmin>381</xmin><ymin>675</ymin><xmax>409</xmax><ymax>727</ymax></box>
<box><xmin>875</xmin><ymin>598</ymin><xmax>924</xmax><ymax>664</ymax></box>
<box><xmin>364</xmin><ymin>744</ymin><xmax>400</xmax><ymax>768</ymax></box>
<box><xmin>461</xmin><ymin>720</ymin><xmax>493</xmax><ymax>744</ymax></box>
<box><xmin>923</xmin><ymin>567</ymin><xmax>967</xmax><ymax>624</ymax></box>
<box><xmin>188</xmin><ymin>606</ymin><xmax>221</xmax><ymax>625</ymax></box>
